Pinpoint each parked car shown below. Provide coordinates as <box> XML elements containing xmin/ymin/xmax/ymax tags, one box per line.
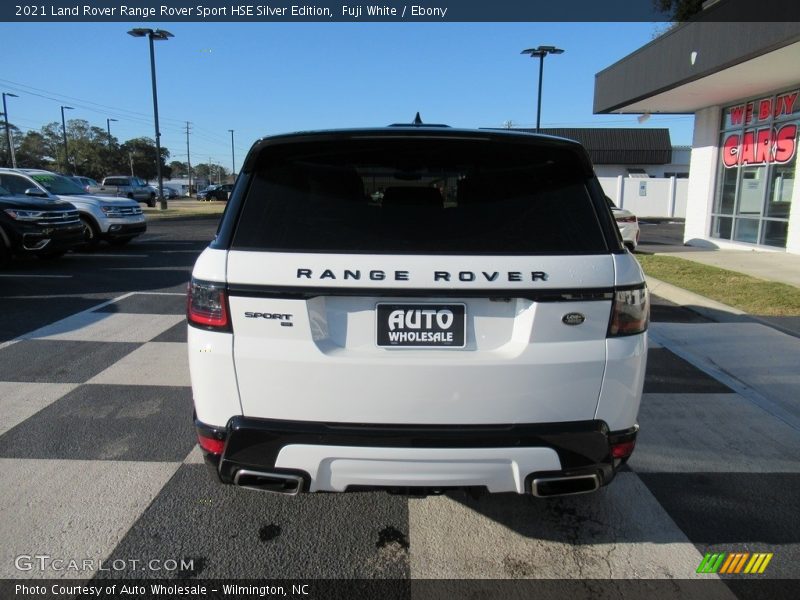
<box><xmin>0</xmin><ymin>169</ymin><xmax>146</xmax><ymax>248</ymax></box>
<box><xmin>188</xmin><ymin>125</ymin><xmax>648</xmax><ymax>497</ymax></box>
<box><xmin>196</xmin><ymin>185</ymin><xmax>217</xmax><ymax>201</ymax></box>
<box><xmin>204</xmin><ymin>183</ymin><xmax>234</xmax><ymax>201</ymax></box>
<box><xmin>88</xmin><ymin>176</ymin><xmax>156</xmax><ymax>207</ymax></box>
<box><xmin>68</xmin><ymin>176</ymin><xmax>99</xmax><ymax>193</ymax></box>
<box><xmin>0</xmin><ymin>183</ymin><xmax>83</xmax><ymax>265</ymax></box>
<box><xmin>606</xmin><ymin>196</ymin><xmax>640</xmax><ymax>251</ymax></box>
<box><xmin>146</xmin><ymin>184</ymin><xmax>180</xmax><ymax>199</ymax></box>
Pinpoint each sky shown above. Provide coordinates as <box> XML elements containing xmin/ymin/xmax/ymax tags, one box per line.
<box><xmin>0</xmin><ymin>22</ymin><xmax>695</xmax><ymax>173</ymax></box>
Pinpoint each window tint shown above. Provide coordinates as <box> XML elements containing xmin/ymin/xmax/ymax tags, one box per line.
<box><xmin>30</xmin><ymin>174</ymin><xmax>85</xmax><ymax>195</ymax></box>
<box><xmin>232</xmin><ymin>138</ymin><xmax>607</xmax><ymax>255</ymax></box>
<box><xmin>0</xmin><ymin>174</ymin><xmax>35</xmax><ymax>196</ymax></box>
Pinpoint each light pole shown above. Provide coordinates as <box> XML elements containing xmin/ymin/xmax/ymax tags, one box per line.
<box><xmin>128</xmin><ymin>28</ymin><xmax>173</xmax><ymax>210</ymax></box>
<box><xmin>228</xmin><ymin>129</ymin><xmax>235</xmax><ymax>178</ymax></box>
<box><xmin>520</xmin><ymin>45</ymin><xmax>564</xmax><ymax>133</ymax></box>
<box><xmin>106</xmin><ymin>118</ymin><xmax>118</xmax><ymax>144</ymax></box>
<box><xmin>60</xmin><ymin>105</ymin><xmax>74</xmax><ymax>173</ymax></box>
<box><xmin>2</xmin><ymin>92</ymin><xmax>18</xmax><ymax>168</ymax></box>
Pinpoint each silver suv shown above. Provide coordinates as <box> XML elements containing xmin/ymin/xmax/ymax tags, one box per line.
<box><xmin>0</xmin><ymin>169</ymin><xmax>146</xmax><ymax>248</ymax></box>
<box><xmin>187</xmin><ymin>126</ymin><xmax>648</xmax><ymax>497</ymax></box>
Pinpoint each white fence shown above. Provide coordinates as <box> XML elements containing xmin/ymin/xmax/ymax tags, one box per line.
<box><xmin>598</xmin><ymin>176</ymin><xmax>688</xmax><ymax>218</ymax></box>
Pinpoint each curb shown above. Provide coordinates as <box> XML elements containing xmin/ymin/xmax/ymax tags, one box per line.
<box><xmin>646</xmin><ymin>275</ymin><xmax>800</xmax><ymax>338</ymax></box>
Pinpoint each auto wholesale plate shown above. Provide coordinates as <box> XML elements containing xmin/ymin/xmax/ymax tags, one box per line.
<box><xmin>376</xmin><ymin>303</ymin><xmax>466</xmax><ymax>348</ymax></box>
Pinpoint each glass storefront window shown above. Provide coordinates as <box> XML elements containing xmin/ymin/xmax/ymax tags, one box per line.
<box><xmin>712</xmin><ymin>89</ymin><xmax>798</xmax><ymax>248</ymax></box>
<box><xmin>733</xmin><ymin>218</ymin><xmax>759</xmax><ymax>244</ymax></box>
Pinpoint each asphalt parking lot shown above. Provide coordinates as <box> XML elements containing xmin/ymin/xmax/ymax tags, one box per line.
<box><xmin>0</xmin><ymin>217</ymin><xmax>798</xmax><ymax>596</ymax></box>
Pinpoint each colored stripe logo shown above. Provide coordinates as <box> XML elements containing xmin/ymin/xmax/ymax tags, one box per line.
<box><xmin>697</xmin><ymin>552</ymin><xmax>773</xmax><ymax>574</ymax></box>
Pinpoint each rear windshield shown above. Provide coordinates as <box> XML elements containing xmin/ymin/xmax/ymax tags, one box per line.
<box><xmin>232</xmin><ymin>137</ymin><xmax>608</xmax><ymax>254</ymax></box>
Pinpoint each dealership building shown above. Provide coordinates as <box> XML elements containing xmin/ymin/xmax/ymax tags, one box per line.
<box><xmin>594</xmin><ymin>8</ymin><xmax>800</xmax><ymax>253</ymax></box>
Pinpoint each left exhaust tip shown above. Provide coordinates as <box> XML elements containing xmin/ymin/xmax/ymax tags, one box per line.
<box><xmin>531</xmin><ymin>474</ymin><xmax>600</xmax><ymax>497</ymax></box>
<box><xmin>234</xmin><ymin>469</ymin><xmax>304</xmax><ymax>495</ymax></box>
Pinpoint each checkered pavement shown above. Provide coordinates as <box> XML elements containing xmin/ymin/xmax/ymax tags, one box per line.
<box><xmin>0</xmin><ymin>293</ymin><xmax>798</xmax><ymax>586</ymax></box>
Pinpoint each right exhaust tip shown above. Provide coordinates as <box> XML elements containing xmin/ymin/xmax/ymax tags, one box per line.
<box><xmin>531</xmin><ymin>474</ymin><xmax>600</xmax><ymax>497</ymax></box>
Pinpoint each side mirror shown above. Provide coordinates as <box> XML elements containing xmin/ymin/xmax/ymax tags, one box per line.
<box><xmin>24</xmin><ymin>187</ymin><xmax>49</xmax><ymax>198</ymax></box>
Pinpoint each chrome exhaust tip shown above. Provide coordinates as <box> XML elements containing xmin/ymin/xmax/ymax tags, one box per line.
<box><xmin>531</xmin><ymin>474</ymin><xmax>600</xmax><ymax>497</ymax></box>
<box><xmin>234</xmin><ymin>469</ymin><xmax>304</xmax><ymax>495</ymax></box>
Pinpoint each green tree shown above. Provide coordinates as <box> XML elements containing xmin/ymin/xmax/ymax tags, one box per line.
<box><xmin>15</xmin><ymin>131</ymin><xmax>51</xmax><ymax>169</ymax></box>
<box><xmin>168</xmin><ymin>160</ymin><xmax>188</xmax><ymax>178</ymax></box>
<box><xmin>119</xmin><ymin>137</ymin><xmax>170</xmax><ymax>181</ymax></box>
<box><xmin>653</xmin><ymin>0</ymin><xmax>704</xmax><ymax>21</ymax></box>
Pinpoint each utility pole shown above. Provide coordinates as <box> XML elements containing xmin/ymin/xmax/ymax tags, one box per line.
<box><xmin>228</xmin><ymin>129</ymin><xmax>235</xmax><ymax>179</ymax></box>
<box><xmin>129</xmin><ymin>153</ymin><xmax>135</xmax><ymax>176</ymax></box>
<box><xmin>2</xmin><ymin>92</ymin><xmax>19</xmax><ymax>168</ymax></box>
<box><xmin>185</xmin><ymin>121</ymin><xmax>192</xmax><ymax>195</ymax></box>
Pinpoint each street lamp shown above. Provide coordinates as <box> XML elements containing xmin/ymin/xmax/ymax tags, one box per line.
<box><xmin>60</xmin><ymin>105</ymin><xmax>74</xmax><ymax>173</ymax></box>
<box><xmin>128</xmin><ymin>27</ymin><xmax>173</xmax><ymax>210</ymax></box>
<box><xmin>2</xmin><ymin>92</ymin><xmax>18</xmax><ymax>168</ymax></box>
<box><xmin>106</xmin><ymin>118</ymin><xmax>118</xmax><ymax>144</ymax></box>
<box><xmin>228</xmin><ymin>129</ymin><xmax>235</xmax><ymax>178</ymax></box>
<box><xmin>520</xmin><ymin>45</ymin><xmax>564</xmax><ymax>133</ymax></box>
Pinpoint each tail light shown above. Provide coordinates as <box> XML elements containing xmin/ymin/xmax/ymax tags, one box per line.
<box><xmin>608</xmin><ymin>285</ymin><xmax>649</xmax><ymax>337</ymax></box>
<box><xmin>187</xmin><ymin>279</ymin><xmax>231</xmax><ymax>331</ymax></box>
<box><xmin>197</xmin><ymin>433</ymin><xmax>225</xmax><ymax>455</ymax></box>
<box><xmin>615</xmin><ymin>215</ymin><xmax>637</xmax><ymax>223</ymax></box>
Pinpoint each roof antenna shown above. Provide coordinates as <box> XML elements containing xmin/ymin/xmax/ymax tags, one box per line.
<box><xmin>413</xmin><ymin>112</ymin><xmax>423</xmax><ymax>126</ymax></box>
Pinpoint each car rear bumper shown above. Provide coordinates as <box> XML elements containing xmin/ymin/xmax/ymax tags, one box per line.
<box><xmin>196</xmin><ymin>415</ymin><xmax>637</xmax><ymax>495</ymax></box>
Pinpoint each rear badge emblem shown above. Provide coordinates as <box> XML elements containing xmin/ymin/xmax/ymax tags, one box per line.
<box><xmin>562</xmin><ymin>312</ymin><xmax>586</xmax><ymax>326</ymax></box>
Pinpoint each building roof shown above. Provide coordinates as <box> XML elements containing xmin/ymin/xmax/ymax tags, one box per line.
<box><xmin>494</xmin><ymin>127</ymin><xmax>673</xmax><ymax>165</ymax></box>
<box><xmin>593</xmin><ymin>0</ymin><xmax>800</xmax><ymax>114</ymax></box>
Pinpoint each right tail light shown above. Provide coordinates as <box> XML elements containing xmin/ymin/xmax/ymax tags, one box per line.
<box><xmin>608</xmin><ymin>285</ymin><xmax>649</xmax><ymax>337</ymax></box>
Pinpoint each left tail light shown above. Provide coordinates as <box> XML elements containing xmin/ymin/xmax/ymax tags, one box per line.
<box><xmin>608</xmin><ymin>285</ymin><xmax>649</xmax><ymax>337</ymax></box>
<box><xmin>187</xmin><ymin>279</ymin><xmax>231</xmax><ymax>331</ymax></box>
<box><xmin>616</xmin><ymin>215</ymin><xmax>637</xmax><ymax>223</ymax></box>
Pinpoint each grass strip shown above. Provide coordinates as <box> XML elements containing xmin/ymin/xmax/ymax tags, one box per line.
<box><xmin>636</xmin><ymin>254</ymin><xmax>800</xmax><ymax>317</ymax></box>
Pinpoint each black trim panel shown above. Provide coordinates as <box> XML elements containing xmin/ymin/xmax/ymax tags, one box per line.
<box><xmin>197</xmin><ymin>416</ymin><xmax>636</xmax><ymax>488</ymax></box>
<box><xmin>226</xmin><ymin>284</ymin><xmax>615</xmax><ymax>302</ymax></box>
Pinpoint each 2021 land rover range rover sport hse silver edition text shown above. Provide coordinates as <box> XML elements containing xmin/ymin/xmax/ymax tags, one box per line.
<box><xmin>187</xmin><ymin>126</ymin><xmax>648</xmax><ymax>497</ymax></box>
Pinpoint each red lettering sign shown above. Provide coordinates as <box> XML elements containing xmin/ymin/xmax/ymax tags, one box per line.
<box><xmin>759</xmin><ymin>99</ymin><xmax>772</xmax><ymax>121</ymax></box>
<box><xmin>775</xmin><ymin>124</ymin><xmax>798</xmax><ymax>163</ymax></box>
<box><xmin>721</xmin><ymin>124</ymin><xmax>797</xmax><ymax>168</ymax></box>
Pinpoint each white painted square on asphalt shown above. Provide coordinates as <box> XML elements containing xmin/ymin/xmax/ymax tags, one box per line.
<box><xmin>408</xmin><ymin>472</ymin><xmax>724</xmax><ymax>581</ymax></box>
<box><xmin>21</xmin><ymin>312</ymin><xmax>184</xmax><ymax>343</ymax></box>
<box><xmin>0</xmin><ymin>382</ymin><xmax>79</xmax><ymax>436</ymax></box>
<box><xmin>183</xmin><ymin>444</ymin><xmax>205</xmax><ymax>464</ymax></box>
<box><xmin>88</xmin><ymin>342</ymin><xmax>190</xmax><ymax>387</ymax></box>
<box><xmin>0</xmin><ymin>458</ymin><xmax>180</xmax><ymax>579</ymax></box>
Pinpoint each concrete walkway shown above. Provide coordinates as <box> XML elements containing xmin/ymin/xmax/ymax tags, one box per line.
<box><xmin>643</xmin><ymin>247</ymin><xmax>800</xmax><ymax>434</ymax></box>
<box><xmin>656</xmin><ymin>248</ymin><xmax>800</xmax><ymax>288</ymax></box>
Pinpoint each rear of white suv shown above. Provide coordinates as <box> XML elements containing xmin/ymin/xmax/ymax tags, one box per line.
<box><xmin>188</xmin><ymin>128</ymin><xmax>648</xmax><ymax>497</ymax></box>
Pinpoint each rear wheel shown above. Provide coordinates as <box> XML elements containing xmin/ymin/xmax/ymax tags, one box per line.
<box><xmin>80</xmin><ymin>216</ymin><xmax>100</xmax><ymax>250</ymax></box>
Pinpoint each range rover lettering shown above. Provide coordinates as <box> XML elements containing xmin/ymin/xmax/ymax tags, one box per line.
<box><xmin>187</xmin><ymin>123</ymin><xmax>648</xmax><ymax>498</ymax></box>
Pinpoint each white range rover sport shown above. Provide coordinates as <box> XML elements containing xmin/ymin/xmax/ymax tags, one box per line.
<box><xmin>188</xmin><ymin>126</ymin><xmax>648</xmax><ymax>498</ymax></box>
